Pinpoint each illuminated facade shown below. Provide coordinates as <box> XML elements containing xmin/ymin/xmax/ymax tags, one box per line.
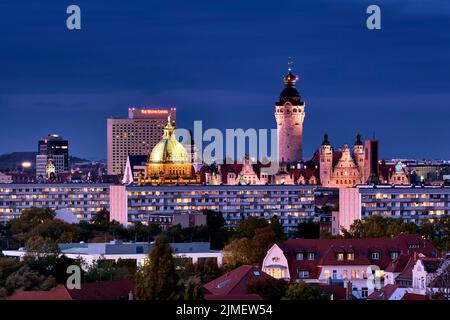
<box><xmin>275</xmin><ymin>65</ymin><xmax>305</xmax><ymax>164</ymax></box>
<box><xmin>107</xmin><ymin>107</ymin><xmax>176</xmax><ymax>175</ymax></box>
<box><xmin>110</xmin><ymin>184</ymin><xmax>316</xmax><ymax>234</ymax></box>
<box><xmin>338</xmin><ymin>185</ymin><xmax>450</xmax><ymax>232</ymax></box>
<box><xmin>262</xmin><ymin>234</ymin><xmax>438</xmax><ymax>299</ymax></box>
<box><xmin>319</xmin><ymin>134</ymin><xmax>365</xmax><ymax>188</ymax></box>
<box><xmin>137</xmin><ymin>115</ymin><xmax>200</xmax><ymax>185</ymax></box>
<box><xmin>0</xmin><ymin>184</ymin><xmax>110</xmax><ymax>223</ymax></box>
<box><xmin>36</xmin><ymin>134</ymin><xmax>69</xmax><ymax>178</ymax></box>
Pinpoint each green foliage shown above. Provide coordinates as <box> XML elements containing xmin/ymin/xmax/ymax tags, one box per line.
<box><xmin>269</xmin><ymin>216</ymin><xmax>287</xmax><ymax>242</ymax></box>
<box><xmin>90</xmin><ymin>208</ymin><xmax>110</xmax><ymax>225</ymax></box>
<box><xmin>176</xmin><ymin>258</ymin><xmax>224</xmax><ymax>284</ymax></box>
<box><xmin>84</xmin><ymin>258</ymin><xmax>136</xmax><ymax>282</ymax></box>
<box><xmin>246</xmin><ymin>277</ymin><xmax>288</xmax><ymax>300</ymax></box>
<box><xmin>283</xmin><ymin>282</ymin><xmax>327</xmax><ymax>300</ymax></box>
<box><xmin>223</xmin><ymin>225</ymin><xmax>278</xmax><ymax>267</ymax></box>
<box><xmin>295</xmin><ymin>221</ymin><xmax>320</xmax><ymax>239</ymax></box>
<box><xmin>235</xmin><ymin>216</ymin><xmax>268</xmax><ymax>238</ymax></box>
<box><xmin>179</xmin><ymin>276</ymin><xmax>204</xmax><ymax>300</ymax></box>
<box><xmin>135</xmin><ymin>236</ymin><xmax>179</xmax><ymax>300</ymax></box>
<box><xmin>342</xmin><ymin>215</ymin><xmax>450</xmax><ymax>251</ymax></box>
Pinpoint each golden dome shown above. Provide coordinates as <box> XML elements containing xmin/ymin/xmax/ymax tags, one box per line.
<box><xmin>148</xmin><ymin>115</ymin><xmax>189</xmax><ymax>163</ymax></box>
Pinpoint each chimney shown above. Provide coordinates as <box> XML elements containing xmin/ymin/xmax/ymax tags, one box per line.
<box><xmin>346</xmin><ymin>281</ymin><xmax>353</xmax><ymax>300</ymax></box>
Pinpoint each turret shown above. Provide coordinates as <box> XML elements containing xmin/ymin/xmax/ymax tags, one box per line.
<box><xmin>353</xmin><ymin>133</ymin><xmax>365</xmax><ymax>172</ymax></box>
<box><xmin>319</xmin><ymin>133</ymin><xmax>333</xmax><ymax>186</ymax></box>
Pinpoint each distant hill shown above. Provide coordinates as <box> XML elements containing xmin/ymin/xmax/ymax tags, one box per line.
<box><xmin>0</xmin><ymin>152</ymin><xmax>91</xmax><ymax>172</ymax></box>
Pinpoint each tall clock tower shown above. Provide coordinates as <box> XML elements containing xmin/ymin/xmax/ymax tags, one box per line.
<box><xmin>275</xmin><ymin>64</ymin><xmax>305</xmax><ymax>164</ymax></box>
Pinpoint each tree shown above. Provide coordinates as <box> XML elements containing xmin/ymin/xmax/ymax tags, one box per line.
<box><xmin>135</xmin><ymin>236</ymin><xmax>179</xmax><ymax>300</ymax></box>
<box><xmin>269</xmin><ymin>216</ymin><xmax>286</xmax><ymax>242</ymax></box>
<box><xmin>235</xmin><ymin>217</ymin><xmax>268</xmax><ymax>238</ymax></box>
<box><xmin>8</xmin><ymin>207</ymin><xmax>55</xmax><ymax>243</ymax></box>
<box><xmin>90</xmin><ymin>208</ymin><xmax>110</xmax><ymax>225</ymax></box>
<box><xmin>4</xmin><ymin>266</ymin><xmax>57</xmax><ymax>295</ymax></box>
<box><xmin>283</xmin><ymin>282</ymin><xmax>326</xmax><ymax>300</ymax></box>
<box><xmin>246</xmin><ymin>277</ymin><xmax>288</xmax><ymax>300</ymax></box>
<box><xmin>205</xmin><ymin>210</ymin><xmax>225</xmax><ymax>231</ymax></box>
<box><xmin>223</xmin><ymin>226</ymin><xmax>278</xmax><ymax>267</ymax></box>
<box><xmin>252</xmin><ymin>227</ymin><xmax>277</xmax><ymax>263</ymax></box>
<box><xmin>176</xmin><ymin>258</ymin><xmax>224</xmax><ymax>284</ymax></box>
<box><xmin>223</xmin><ymin>238</ymin><xmax>255</xmax><ymax>267</ymax></box>
<box><xmin>180</xmin><ymin>275</ymin><xmax>204</xmax><ymax>300</ymax></box>
<box><xmin>296</xmin><ymin>221</ymin><xmax>320</xmax><ymax>239</ymax></box>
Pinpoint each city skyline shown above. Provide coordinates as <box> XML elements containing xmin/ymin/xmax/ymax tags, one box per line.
<box><xmin>1</xmin><ymin>0</ymin><xmax>450</xmax><ymax>160</ymax></box>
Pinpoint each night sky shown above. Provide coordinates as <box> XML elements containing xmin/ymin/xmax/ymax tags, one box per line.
<box><xmin>0</xmin><ymin>0</ymin><xmax>449</xmax><ymax>161</ymax></box>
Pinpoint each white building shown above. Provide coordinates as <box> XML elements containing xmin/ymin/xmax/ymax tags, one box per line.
<box><xmin>338</xmin><ymin>185</ymin><xmax>450</xmax><ymax>232</ymax></box>
<box><xmin>2</xmin><ymin>241</ymin><xmax>222</xmax><ymax>268</ymax></box>
<box><xmin>261</xmin><ymin>234</ymin><xmax>439</xmax><ymax>299</ymax></box>
<box><xmin>0</xmin><ymin>183</ymin><xmax>110</xmax><ymax>223</ymax></box>
<box><xmin>110</xmin><ymin>184</ymin><xmax>316</xmax><ymax>235</ymax></box>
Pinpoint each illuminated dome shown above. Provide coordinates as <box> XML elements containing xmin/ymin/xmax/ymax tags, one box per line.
<box><xmin>149</xmin><ymin>115</ymin><xmax>189</xmax><ymax>163</ymax></box>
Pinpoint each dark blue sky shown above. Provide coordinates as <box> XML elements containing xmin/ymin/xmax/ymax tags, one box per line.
<box><xmin>0</xmin><ymin>0</ymin><xmax>449</xmax><ymax>160</ymax></box>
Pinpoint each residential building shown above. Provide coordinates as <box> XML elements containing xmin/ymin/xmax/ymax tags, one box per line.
<box><xmin>0</xmin><ymin>183</ymin><xmax>110</xmax><ymax>223</ymax></box>
<box><xmin>261</xmin><ymin>234</ymin><xmax>439</xmax><ymax>298</ymax></box>
<box><xmin>107</xmin><ymin>107</ymin><xmax>176</xmax><ymax>175</ymax></box>
<box><xmin>109</xmin><ymin>184</ymin><xmax>316</xmax><ymax>234</ymax></box>
<box><xmin>338</xmin><ymin>185</ymin><xmax>450</xmax><ymax>232</ymax></box>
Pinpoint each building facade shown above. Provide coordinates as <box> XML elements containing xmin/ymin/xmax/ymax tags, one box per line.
<box><xmin>262</xmin><ymin>234</ymin><xmax>439</xmax><ymax>299</ymax></box>
<box><xmin>0</xmin><ymin>183</ymin><xmax>110</xmax><ymax>223</ymax></box>
<box><xmin>319</xmin><ymin>134</ymin><xmax>365</xmax><ymax>188</ymax></box>
<box><xmin>107</xmin><ymin>107</ymin><xmax>176</xmax><ymax>175</ymax></box>
<box><xmin>2</xmin><ymin>241</ymin><xmax>222</xmax><ymax>268</ymax></box>
<box><xmin>36</xmin><ymin>134</ymin><xmax>69</xmax><ymax>179</ymax></box>
<box><xmin>110</xmin><ymin>184</ymin><xmax>316</xmax><ymax>234</ymax></box>
<box><xmin>338</xmin><ymin>185</ymin><xmax>450</xmax><ymax>232</ymax></box>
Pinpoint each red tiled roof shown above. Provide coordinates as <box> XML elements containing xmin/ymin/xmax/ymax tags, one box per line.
<box><xmin>204</xmin><ymin>294</ymin><xmax>263</xmax><ymax>300</ymax></box>
<box><xmin>7</xmin><ymin>285</ymin><xmax>72</xmax><ymax>300</ymax></box>
<box><xmin>318</xmin><ymin>284</ymin><xmax>348</xmax><ymax>300</ymax></box>
<box><xmin>367</xmin><ymin>284</ymin><xmax>403</xmax><ymax>300</ymax></box>
<box><xmin>67</xmin><ymin>279</ymin><xmax>134</xmax><ymax>300</ymax></box>
<box><xmin>7</xmin><ymin>280</ymin><xmax>134</xmax><ymax>301</ymax></box>
<box><xmin>402</xmin><ymin>293</ymin><xmax>429</xmax><ymax>301</ymax></box>
<box><xmin>277</xmin><ymin>234</ymin><xmax>439</xmax><ymax>280</ymax></box>
<box><xmin>203</xmin><ymin>265</ymin><xmax>272</xmax><ymax>296</ymax></box>
<box><xmin>385</xmin><ymin>254</ymin><xmax>411</xmax><ymax>273</ymax></box>
<box><xmin>395</xmin><ymin>258</ymin><xmax>417</xmax><ymax>283</ymax></box>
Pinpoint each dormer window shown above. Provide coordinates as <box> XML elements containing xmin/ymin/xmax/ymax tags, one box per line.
<box><xmin>296</xmin><ymin>253</ymin><xmax>304</xmax><ymax>261</ymax></box>
<box><xmin>307</xmin><ymin>253</ymin><xmax>315</xmax><ymax>260</ymax></box>
<box><xmin>337</xmin><ymin>253</ymin><xmax>344</xmax><ymax>261</ymax></box>
<box><xmin>371</xmin><ymin>252</ymin><xmax>380</xmax><ymax>260</ymax></box>
<box><xmin>391</xmin><ymin>252</ymin><xmax>399</xmax><ymax>260</ymax></box>
<box><xmin>347</xmin><ymin>253</ymin><xmax>355</xmax><ymax>261</ymax></box>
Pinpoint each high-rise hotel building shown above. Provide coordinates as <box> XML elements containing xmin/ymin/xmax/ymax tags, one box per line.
<box><xmin>107</xmin><ymin>107</ymin><xmax>177</xmax><ymax>175</ymax></box>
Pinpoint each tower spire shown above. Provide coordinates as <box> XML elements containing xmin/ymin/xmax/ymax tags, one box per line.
<box><xmin>288</xmin><ymin>57</ymin><xmax>294</xmax><ymax>72</ymax></box>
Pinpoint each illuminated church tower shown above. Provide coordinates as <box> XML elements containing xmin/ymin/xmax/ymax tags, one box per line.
<box><xmin>275</xmin><ymin>62</ymin><xmax>305</xmax><ymax>164</ymax></box>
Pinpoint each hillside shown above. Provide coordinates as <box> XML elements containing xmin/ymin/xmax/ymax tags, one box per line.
<box><xmin>0</xmin><ymin>152</ymin><xmax>91</xmax><ymax>172</ymax></box>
